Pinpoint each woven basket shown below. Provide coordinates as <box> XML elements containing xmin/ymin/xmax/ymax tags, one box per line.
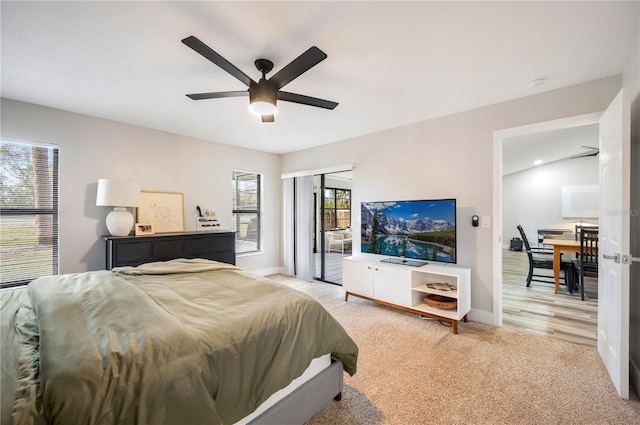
<box><xmin>424</xmin><ymin>294</ymin><xmax>457</xmax><ymax>310</ymax></box>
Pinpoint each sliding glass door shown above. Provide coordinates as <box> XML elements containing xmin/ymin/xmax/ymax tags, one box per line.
<box><xmin>313</xmin><ymin>172</ymin><xmax>352</xmax><ymax>285</ymax></box>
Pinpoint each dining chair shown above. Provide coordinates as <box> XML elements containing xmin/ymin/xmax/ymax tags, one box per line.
<box><xmin>573</xmin><ymin>229</ymin><xmax>599</xmax><ymax>301</ymax></box>
<box><xmin>516</xmin><ymin>225</ymin><xmax>575</xmax><ymax>291</ymax></box>
<box><xmin>574</xmin><ymin>224</ymin><xmax>599</xmax><ymax>241</ymax></box>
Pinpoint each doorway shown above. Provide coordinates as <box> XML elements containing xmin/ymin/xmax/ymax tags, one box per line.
<box><xmin>313</xmin><ymin>171</ymin><xmax>353</xmax><ymax>285</ymax></box>
<box><xmin>494</xmin><ymin>113</ymin><xmax>602</xmax><ymax>346</ymax></box>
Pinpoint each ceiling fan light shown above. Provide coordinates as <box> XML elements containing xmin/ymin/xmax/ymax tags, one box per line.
<box><xmin>249</xmin><ymin>101</ymin><xmax>276</xmax><ymax>115</ymax></box>
<box><xmin>249</xmin><ymin>81</ymin><xmax>277</xmax><ymax>115</ymax></box>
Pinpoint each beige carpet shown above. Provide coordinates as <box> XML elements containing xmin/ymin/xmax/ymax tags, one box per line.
<box><xmin>268</xmin><ymin>275</ymin><xmax>640</xmax><ymax>425</ymax></box>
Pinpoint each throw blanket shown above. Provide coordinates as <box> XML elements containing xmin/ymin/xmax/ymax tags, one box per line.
<box><xmin>3</xmin><ymin>261</ymin><xmax>358</xmax><ymax>425</ymax></box>
<box><xmin>112</xmin><ymin>258</ymin><xmax>242</xmax><ymax>275</ymax></box>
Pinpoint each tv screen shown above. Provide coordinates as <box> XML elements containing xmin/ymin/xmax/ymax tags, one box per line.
<box><xmin>361</xmin><ymin>198</ymin><xmax>456</xmax><ymax>264</ymax></box>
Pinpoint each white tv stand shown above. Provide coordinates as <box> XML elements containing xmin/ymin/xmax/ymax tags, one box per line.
<box><xmin>343</xmin><ymin>256</ymin><xmax>471</xmax><ymax>334</ymax></box>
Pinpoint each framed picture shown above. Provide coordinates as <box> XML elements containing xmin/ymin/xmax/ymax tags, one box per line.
<box><xmin>135</xmin><ymin>223</ymin><xmax>154</xmax><ymax>236</ymax></box>
<box><xmin>136</xmin><ymin>190</ymin><xmax>185</xmax><ymax>233</ymax></box>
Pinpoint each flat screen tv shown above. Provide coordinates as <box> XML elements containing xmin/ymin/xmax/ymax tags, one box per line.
<box><xmin>361</xmin><ymin>198</ymin><xmax>456</xmax><ymax>265</ymax></box>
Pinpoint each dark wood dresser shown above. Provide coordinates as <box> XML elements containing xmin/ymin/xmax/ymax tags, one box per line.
<box><xmin>103</xmin><ymin>231</ymin><xmax>236</xmax><ymax>269</ymax></box>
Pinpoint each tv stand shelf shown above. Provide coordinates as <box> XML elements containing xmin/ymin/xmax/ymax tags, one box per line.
<box><xmin>343</xmin><ymin>256</ymin><xmax>471</xmax><ymax>334</ymax></box>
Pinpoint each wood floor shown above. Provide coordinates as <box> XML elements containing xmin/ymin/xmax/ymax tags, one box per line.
<box><xmin>502</xmin><ymin>249</ymin><xmax>598</xmax><ymax>348</ymax></box>
<box><xmin>314</xmin><ymin>250</ymin><xmax>350</xmax><ymax>284</ymax></box>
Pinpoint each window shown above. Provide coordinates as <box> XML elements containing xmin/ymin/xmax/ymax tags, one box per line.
<box><xmin>232</xmin><ymin>170</ymin><xmax>261</xmax><ymax>254</ymax></box>
<box><xmin>324</xmin><ymin>188</ymin><xmax>351</xmax><ymax>230</ymax></box>
<box><xmin>1</xmin><ymin>140</ymin><xmax>59</xmax><ymax>288</ymax></box>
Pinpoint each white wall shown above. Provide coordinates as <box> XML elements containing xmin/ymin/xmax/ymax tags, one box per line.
<box><xmin>280</xmin><ymin>76</ymin><xmax>622</xmax><ymax>322</ymax></box>
<box><xmin>0</xmin><ymin>98</ymin><xmax>281</xmax><ymax>275</ymax></box>
<box><xmin>503</xmin><ymin>156</ymin><xmax>599</xmax><ymax>246</ymax></box>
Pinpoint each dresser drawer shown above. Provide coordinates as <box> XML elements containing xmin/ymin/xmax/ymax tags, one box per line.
<box><xmin>105</xmin><ymin>231</ymin><xmax>236</xmax><ymax>269</ymax></box>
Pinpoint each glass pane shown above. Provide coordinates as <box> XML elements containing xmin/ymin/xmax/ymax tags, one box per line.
<box><xmin>324</xmin><ymin>210</ymin><xmax>336</xmax><ymax>230</ymax></box>
<box><xmin>336</xmin><ymin>189</ymin><xmax>350</xmax><ymax>209</ymax></box>
<box><xmin>1</xmin><ymin>143</ymin><xmax>55</xmax><ymax>209</ymax></box>
<box><xmin>336</xmin><ymin>210</ymin><xmax>351</xmax><ymax>229</ymax></box>
<box><xmin>233</xmin><ymin>172</ymin><xmax>258</xmax><ymax>210</ymax></box>
<box><xmin>232</xmin><ymin>212</ymin><xmax>259</xmax><ymax>253</ymax></box>
<box><xmin>0</xmin><ymin>214</ymin><xmax>55</xmax><ymax>283</ymax></box>
<box><xmin>323</xmin><ymin>189</ymin><xmax>335</xmax><ymax>208</ymax></box>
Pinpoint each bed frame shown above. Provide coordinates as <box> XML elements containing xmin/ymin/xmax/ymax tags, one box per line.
<box><xmin>247</xmin><ymin>359</ymin><xmax>343</xmax><ymax>424</ymax></box>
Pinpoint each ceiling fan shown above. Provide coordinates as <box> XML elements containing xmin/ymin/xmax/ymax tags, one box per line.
<box><xmin>570</xmin><ymin>145</ymin><xmax>599</xmax><ymax>159</ymax></box>
<box><xmin>182</xmin><ymin>36</ymin><xmax>338</xmax><ymax>123</ymax></box>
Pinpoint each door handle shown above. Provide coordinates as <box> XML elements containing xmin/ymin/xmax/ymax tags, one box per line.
<box><xmin>622</xmin><ymin>254</ymin><xmax>640</xmax><ymax>265</ymax></box>
<box><xmin>603</xmin><ymin>253</ymin><xmax>620</xmax><ymax>263</ymax></box>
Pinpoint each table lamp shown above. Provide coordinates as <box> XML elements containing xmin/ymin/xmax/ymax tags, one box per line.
<box><xmin>96</xmin><ymin>179</ymin><xmax>141</xmax><ymax>236</ymax></box>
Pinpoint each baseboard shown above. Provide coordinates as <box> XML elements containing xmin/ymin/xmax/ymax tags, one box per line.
<box><xmin>468</xmin><ymin>308</ymin><xmax>495</xmax><ymax>326</ymax></box>
<box><xmin>250</xmin><ymin>267</ymin><xmax>282</xmax><ymax>277</ymax></box>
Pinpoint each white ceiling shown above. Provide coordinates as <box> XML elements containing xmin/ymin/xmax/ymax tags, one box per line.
<box><xmin>1</xmin><ymin>1</ymin><xmax>637</xmax><ymax>154</ymax></box>
<box><xmin>503</xmin><ymin>124</ymin><xmax>599</xmax><ymax>175</ymax></box>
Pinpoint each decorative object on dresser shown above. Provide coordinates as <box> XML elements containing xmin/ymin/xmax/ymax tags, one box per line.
<box><xmin>343</xmin><ymin>256</ymin><xmax>471</xmax><ymax>334</ymax></box>
<box><xmin>96</xmin><ymin>178</ymin><xmax>141</xmax><ymax>237</ymax></box>
<box><xmin>136</xmin><ymin>190</ymin><xmax>185</xmax><ymax>233</ymax></box>
<box><xmin>196</xmin><ymin>205</ymin><xmax>221</xmax><ymax>231</ymax></box>
<box><xmin>134</xmin><ymin>223</ymin><xmax>154</xmax><ymax>235</ymax></box>
<box><xmin>104</xmin><ymin>231</ymin><xmax>236</xmax><ymax>269</ymax></box>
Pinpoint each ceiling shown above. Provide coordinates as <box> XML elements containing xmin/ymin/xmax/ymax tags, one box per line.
<box><xmin>503</xmin><ymin>124</ymin><xmax>599</xmax><ymax>175</ymax></box>
<box><xmin>1</xmin><ymin>1</ymin><xmax>637</xmax><ymax>154</ymax></box>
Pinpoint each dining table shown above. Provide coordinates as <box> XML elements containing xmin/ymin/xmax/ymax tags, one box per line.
<box><xmin>542</xmin><ymin>238</ymin><xmax>581</xmax><ymax>294</ymax></box>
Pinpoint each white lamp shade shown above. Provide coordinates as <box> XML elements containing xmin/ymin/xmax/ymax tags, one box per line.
<box><xmin>96</xmin><ymin>179</ymin><xmax>141</xmax><ymax>207</ymax></box>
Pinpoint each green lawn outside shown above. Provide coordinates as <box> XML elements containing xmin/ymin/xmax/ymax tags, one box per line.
<box><xmin>0</xmin><ymin>221</ymin><xmax>54</xmax><ymax>282</ymax></box>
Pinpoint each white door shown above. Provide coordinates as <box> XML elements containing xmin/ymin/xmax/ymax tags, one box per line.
<box><xmin>598</xmin><ymin>87</ymin><xmax>630</xmax><ymax>399</ymax></box>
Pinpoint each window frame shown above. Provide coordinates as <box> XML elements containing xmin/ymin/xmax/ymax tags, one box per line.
<box><xmin>323</xmin><ymin>187</ymin><xmax>351</xmax><ymax>230</ymax></box>
<box><xmin>232</xmin><ymin>170</ymin><xmax>262</xmax><ymax>255</ymax></box>
<box><xmin>0</xmin><ymin>140</ymin><xmax>59</xmax><ymax>288</ymax></box>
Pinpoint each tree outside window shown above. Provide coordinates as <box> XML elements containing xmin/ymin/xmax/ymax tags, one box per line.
<box><xmin>324</xmin><ymin>188</ymin><xmax>351</xmax><ymax>230</ymax></box>
<box><xmin>232</xmin><ymin>171</ymin><xmax>261</xmax><ymax>254</ymax></box>
<box><xmin>1</xmin><ymin>140</ymin><xmax>59</xmax><ymax>287</ymax></box>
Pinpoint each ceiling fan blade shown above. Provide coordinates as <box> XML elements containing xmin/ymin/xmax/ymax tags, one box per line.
<box><xmin>569</xmin><ymin>152</ymin><xmax>598</xmax><ymax>159</ymax></box>
<box><xmin>261</xmin><ymin>114</ymin><xmax>275</xmax><ymax>123</ymax></box>
<box><xmin>182</xmin><ymin>36</ymin><xmax>255</xmax><ymax>87</ymax></box>
<box><xmin>186</xmin><ymin>91</ymin><xmax>248</xmax><ymax>100</ymax></box>
<box><xmin>269</xmin><ymin>46</ymin><xmax>327</xmax><ymax>89</ymax></box>
<box><xmin>278</xmin><ymin>91</ymin><xmax>338</xmax><ymax>110</ymax></box>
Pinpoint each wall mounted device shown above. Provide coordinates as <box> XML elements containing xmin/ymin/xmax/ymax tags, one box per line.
<box><xmin>471</xmin><ymin>215</ymin><xmax>479</xmax><ymax>227</ymax></box>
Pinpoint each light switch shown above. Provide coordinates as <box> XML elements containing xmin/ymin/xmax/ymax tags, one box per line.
<box><xmin>481</xmin><ymin>216</ymin><xmax>491</xmax><ymax>228</ymax></box>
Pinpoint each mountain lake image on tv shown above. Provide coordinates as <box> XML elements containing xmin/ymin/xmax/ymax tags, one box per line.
<box><xmin>361</xmin><ymin>199</ymin><xmax>456</xmax><ymax>264</ymax></box>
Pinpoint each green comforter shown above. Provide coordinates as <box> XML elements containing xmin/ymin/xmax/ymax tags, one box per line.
<box><xmin>2</xmin><ymin>260</ymin><xmax>358</xmax><ymax>425</ymax></box>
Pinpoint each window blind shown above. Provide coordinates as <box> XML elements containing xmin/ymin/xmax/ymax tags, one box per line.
<box><xmin>0</xmin><ymin>140</ymin><xmax>59</xmax><ymax>287</ymax></box>
<box><xmin>232</xmin><ymin>170</ymin><xmax>261</xmax><ymax>254</ymax></box>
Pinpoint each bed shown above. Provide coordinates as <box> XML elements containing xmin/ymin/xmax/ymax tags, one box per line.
<box><xmin>0</xmin><ymin>259</ymin><xmax>358</xmax><ymax>425</ymax></box>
